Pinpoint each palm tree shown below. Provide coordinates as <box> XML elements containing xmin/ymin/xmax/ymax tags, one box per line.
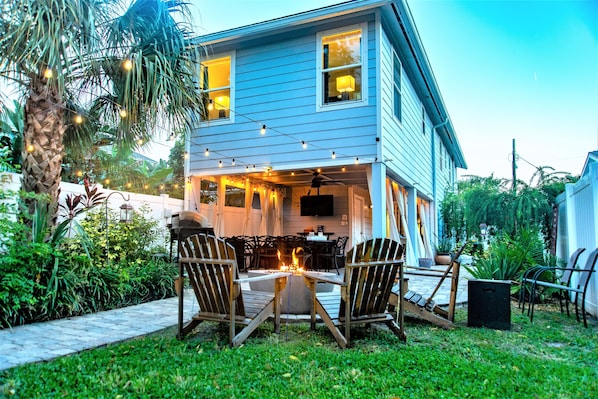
<box><xmin>0</xmin><ymin>0</ymin><xmax>203</xmax><ymax>228</ymax></box>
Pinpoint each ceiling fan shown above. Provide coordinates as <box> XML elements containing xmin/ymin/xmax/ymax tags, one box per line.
<box><xmin>308</xmin><ymin>171</ymin><xmax>343</xmax><ymax>195</ymax></box>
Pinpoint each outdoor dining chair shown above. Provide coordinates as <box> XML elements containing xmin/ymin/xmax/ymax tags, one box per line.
<box><xmin>527</xmin><ymin>247</ymin><xmax>598</xmax><ymax>327</ymax></box>
<box><xmin>519</xmin><ymin>247</ymin><xmax>586</xmax><ymax>316</ymax></box>
<box><xmin>177</xmin><ymin>234</ymin><xmax>289</xmax><ymax>346</ymax></box>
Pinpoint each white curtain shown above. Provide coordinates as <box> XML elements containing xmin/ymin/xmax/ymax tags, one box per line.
<box><xmin>242</xmin><ymin>180</ymin><xmax>254</xmax><ymax>235</ymax></box>
<box><xmin>419</xmin><ymin>202</ymin><xmax>433</xmax><ymax>258</ymax></box>
<box><xmin>386</xmin><ymin>180</ymin><xmax>401</xmax><ymax>241</ymax></box>
<box><xmin>214</xmin><ymin>176</ymin><xmax>226</xmax><ymax>237</ymax></box>
<box><xmin>258</xmin><ymin>186</ymin><xmax>270</xmax><ymax>236</ymax></box>
<box><xmin>272</xmin><ymin>190</ymin><xmax>283</xmax><ymax>236</ymax></box>
<box><xmin>396</xmin><ymin>186</ymin><xmax>417</xmax><ymax>266</ymax></box>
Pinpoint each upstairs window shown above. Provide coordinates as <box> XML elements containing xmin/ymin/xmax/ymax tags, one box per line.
<box><xmin>318</xmin><ymin>25</ymin><xmax>366</xmax><ymax>108</ymax></box>
<box><xmin>393</xmin><ymin>50</ymin><xmax>402</xmax><ymax>121</ymax></box>
<box><xmin>200</xmin><ymin>56</ymin><xmax>232</xmax><ymax>121</ymax></box>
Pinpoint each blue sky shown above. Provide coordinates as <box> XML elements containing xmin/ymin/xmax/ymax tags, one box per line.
<box><xmin>189</xmin><ymin>0</ymin><xmax>598</xmax><ymax>182</ymax></box>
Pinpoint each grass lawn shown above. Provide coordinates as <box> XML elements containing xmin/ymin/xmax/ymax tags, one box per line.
<box><xmin>1</xmin><ymin>301</ymin><xmax>596</xmax><ymax>398</ymax></box>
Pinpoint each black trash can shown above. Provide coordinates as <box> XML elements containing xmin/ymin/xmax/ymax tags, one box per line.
<box><xmin>467</xmin><ymin>279</ymin><xmax>511</xmax><ymax>330</ymax></box>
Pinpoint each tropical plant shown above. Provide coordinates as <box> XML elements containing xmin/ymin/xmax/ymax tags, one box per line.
<box><xmin>440</xmin><ymin>172</ymin><xmax>578</xmax><ymax>247</ymax></box>
<box><xmin>0</xmin><ymin>100</ymin><xmax>24</xmax><ymax>172</ymax></box>
<box><xmin>465</xmin><ymin>228</ymin><xmax>545</xmax><ymax>282</ymax></box>
<box><xmin>0</xmin><ymin>0</ymin><xmax>204</xmax><ymax>232</ymax></box>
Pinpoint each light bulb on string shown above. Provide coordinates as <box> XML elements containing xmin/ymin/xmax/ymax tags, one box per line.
<box><xmin>260</xmin><ymin>125</ymin><xmax>266</xmax><ymax>135</ymax></box>
<box><xmin>207</xmin><ymin>99</ymin><xmax>214</xmax><ymax>111</ymax></box>
<box><xmin>183</xmin><ymin>152</ymin><xmax>189</xmax><ymax>160</ymax></box>
<box><xmin>205</xmin><ymin>148</ymin><xmax>209</xmax><ymax>156</ymax></box>
<box><xmin>218</xmin><ymin>160</ymin><xmax>223</xmax><ymax>168</ymax></box>
<box><xmin>232</xmin><ymin>159</ymin><xmax>236</xmax><ymax>166</ymax></box>
<box><xmin>119</xmin><ymin>108</ymin><xmax>127</xmax><ymax>118</ymax></box>
<box><xmin>301</xmin><ymin>141</ymin><xmax>307</xmax><ymax>149</ymax></box>
<box><xmin>331</xmin><ymin>151</ymin><xmax>336</xmax><ymax>159</ymax></box>
<box><xmin>43</xmin><ymin>67</ymin><xmax>53</xmax><ymax>79</ymax></box>
<box><xmin>355</xmin><ymin>157</ymin><xmax>359</xmax><ymax>164</ymax></box>
<box><xmin>74</xmin><ymin>114</ymin><xmax>84</xmax><ymax>124</ymax></box>
<box><xmin>123</xmin><ymin>59</ymin><xmax>133</xmax><ymax>71</ymax></box>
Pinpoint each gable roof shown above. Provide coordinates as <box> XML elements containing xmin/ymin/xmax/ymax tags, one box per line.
<box><xmin>581</xmin><ymin>151</ymin><xmax>598</xmax><ymax>177</ymax></box>
<box><xmin>196</xmin><ymin>0</ymin><xmax>466</xmax><ymax>169</ymax></box>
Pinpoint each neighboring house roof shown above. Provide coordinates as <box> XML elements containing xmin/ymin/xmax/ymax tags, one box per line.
<box><xmin>196</xmin><ymin>0</ymin><xmax>466</xmax><ymax>169</ymax></box>
<box><xmin>581</xmin><ymin>150</ymin><xmax>598</xmax><ymax>177</ymax></box>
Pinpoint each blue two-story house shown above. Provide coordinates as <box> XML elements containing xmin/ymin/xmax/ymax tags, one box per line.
<box><xmin>184</xmin><ymin>0</ymin><xmax>466</xmax><ymax>265</ymax></box>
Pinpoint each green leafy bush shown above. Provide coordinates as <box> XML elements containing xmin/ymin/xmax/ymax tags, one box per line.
<box><xmin>0</xmin><ymin>194</ymin><xmax>175</xmax><ymax>329</ymax></box>
<box><xmin>466</xmin><ymin>228</ymin><xmax>545</xmax><ymax>281</ymax></box>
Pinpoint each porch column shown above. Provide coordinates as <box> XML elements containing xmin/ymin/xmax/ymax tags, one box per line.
<box><xmin>370</xmin><ymin>162</ymin><xmax>386</xmax><ymax>238</ymax></box>
<box><xmin>406</xmin><ymin>186</ymin><xmax>419</xmax><ymax>263</ymax></box>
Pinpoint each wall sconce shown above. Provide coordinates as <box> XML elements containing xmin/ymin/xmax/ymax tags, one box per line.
<box><xmin>336</xmin><ymin>75</ymin><xmax>355</xmax><ymax>100</ymax></box>
<box><xmin>215</xmin><ymin>95</ymin><xmax>230</xmax><ymax>118</ymax></box>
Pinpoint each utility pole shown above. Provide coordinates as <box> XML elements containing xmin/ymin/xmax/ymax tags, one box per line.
<box><xmin>512</xmin><ymin>138</ymin><xmax>517</xmax><ymax>192</ymax></box>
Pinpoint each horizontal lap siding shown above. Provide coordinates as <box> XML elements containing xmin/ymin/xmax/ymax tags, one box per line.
<box><xmin>190</xmin><ymin>19</ymin><xmax>378</xmax><ymax>176</ymax></box>
<box><xmin>379</xmin><ymin>28</ymin><xmax>433</xmax><ymax>196</ymax></box>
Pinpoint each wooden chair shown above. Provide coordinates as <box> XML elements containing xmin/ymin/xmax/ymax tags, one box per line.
<box><xmin>303</xmin><ymin>238</ymin><xmax>406</xmax><ymax>348</ymax></box>
<box><xmin>519</xmin><ymin>247</ymin><xmax>586</xmax><ymax>315</ymax></box>
<box><xmin>528</xmin><ymin>247</ymin><xmax>598</xmax><ymax>327</ymax></box>
<box><xmin>177</xmin><ymin>234</ymin><xmax>289</xmax><ymax>346</ymax></box>
<box><xmin>388</xmin><ymin>242</ymin><xmax>467</xmax><ymax>329</ymax></box>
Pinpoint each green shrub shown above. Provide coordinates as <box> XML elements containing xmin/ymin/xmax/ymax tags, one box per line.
<box><xmin>466</xmin><ymin>228</ymin><xmax>545</xmax><ymax>281</ymax></box>
<box><xmin>0</xmin><ymin>196</ymin><xmax>175</xmax><ymax>328</ymax></box>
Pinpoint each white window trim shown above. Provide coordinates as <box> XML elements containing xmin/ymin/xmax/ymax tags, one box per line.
<box><xmin>392</xmin><ymin>49</ymin><xmax>402</xmax><ymax>123</ymax></box>
<box><xmin>316</xmin><ymin>23</ymin><xmax>368</xmax><ymax>112</ymax></box>
<box><xmin>200</xmin><ymin>51</ymin><xmax>236</xmax><ymax>126</ymax></box>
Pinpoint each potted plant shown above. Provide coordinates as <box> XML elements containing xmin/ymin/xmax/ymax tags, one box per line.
<box><xmin>434</xmin><ymin>236</ymin><xmax>454</xmax><ymax>265</ymax></box>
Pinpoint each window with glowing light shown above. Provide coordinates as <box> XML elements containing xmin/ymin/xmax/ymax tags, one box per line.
<box><xmin>317</xmin><ymin>25</ymin><xmax>366</xmax><ymax>107</ymax></box>
<box><xmin>200</xmin><ymin>55</ymin><xmax>232</xmax><ymax>121</ymax></box>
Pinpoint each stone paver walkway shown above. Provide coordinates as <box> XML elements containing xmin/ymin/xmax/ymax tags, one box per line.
<box><xmin>0</xmin><ymin>267</ymin><xmax>470</xmax><ymax>371</ymax></box>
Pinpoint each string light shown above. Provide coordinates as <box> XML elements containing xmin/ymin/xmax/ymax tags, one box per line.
<box><xmin>331</xmin><ymin>151</ymin><xmax>336</xmax><ymax>159</ymax></box>
<box><xmin>74</xmin><ymin>114</ymin><xmax>84</xmax><ymax>124</ymax></box>
<box><xmin>123</xmin><ymin>59</ymin><xmax>133</xmax><ymax>71</ymax></box>
<box><xmin>119</xmin><ymin>108</ymin><xmax>128</xmax><ymax>118</ymax></box>
<box><xmin>43</xmin><ymin>67</ymin><xmax>53</xmax><ymax>79</ymax></box>
<box><xmin>26</xmin><ymin>144</ymin><xmax>34</xmax><ymax>153</ymax></box>
<box><xmin>301</xmin><ymin>140</ymin><xmax>307</xmax><ymax>149</ymax></box>
<box><xmin>183</xmin><ymin>152</ymin><xmax>189</xmax><ymax>160</ymax></box>
<box><xmin>207</xmin><ymin>99</ymin><xmax>214</xmax><ymax>111</ymax></box>
<box><xmin>205</xmin><ymin>148</ymin><xmax>209</xmax><ymax>156</ymax></box>
<box><xmin>232</xmin><ymin>158</ymin><xmax>236</xmax><ymax>166</ymax></box>
<box><xmin>218</xmin><ymin>160</ymin><xmax>223</xmax><ymax>167</ymax></box>
<box><xmin>137</xmin><ymin>138</ymin><xmax>144</xmax><ymax>145</ymax></box>
<box><xmin>260</xmin><ymin>124</ymin><xmax>266</xmax><ymax>135</ymax></box>
<box><xmin>355</xmin><ymin>157</ymin><xmax>359</xmax><ymax>164</ymax></box>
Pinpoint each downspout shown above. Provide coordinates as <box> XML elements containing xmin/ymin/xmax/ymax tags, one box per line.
<box><xmin>431</xmin><ymin>118</ymin><xmax>448</xmax><ymax>237</ymax></box>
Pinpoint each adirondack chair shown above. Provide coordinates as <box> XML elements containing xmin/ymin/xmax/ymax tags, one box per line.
<box><xmin>177</xmin><ymin>234</ymin><xmax>289</xmax><ymax>347</ymax></box>
<box><xmin>388</xmin><ymin>242</ymin><xmax>467</xmax><ymax>329</ymax></box>
<box><xmin>303</xmin><ymin>238</ymin><xmax>406</xmax><ymax>348</ymax></box>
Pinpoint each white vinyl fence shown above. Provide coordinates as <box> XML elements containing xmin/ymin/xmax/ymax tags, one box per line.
<box><xmin>0</xmin><ymin>172</ymin><xmax>185</xmax><ymax>249</ymax></box>
<box><xmin>555</xmin><ymin>162</ymin><xmax>598</xmax><ymax>317</ymax></box>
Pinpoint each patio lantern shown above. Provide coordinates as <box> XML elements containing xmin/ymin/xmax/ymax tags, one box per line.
<box><xmin>119</xmin><ymin>202</ymin><xmax>134</xmax><ymax>223</ymax></box>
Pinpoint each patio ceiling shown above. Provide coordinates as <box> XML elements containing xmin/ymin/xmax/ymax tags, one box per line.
<box><xmin>244</xmin><ymin>165</ymin><xmax>370</xmax><ymax>190</ymax></box>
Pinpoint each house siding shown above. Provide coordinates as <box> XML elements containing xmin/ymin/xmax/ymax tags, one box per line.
<box><xmin>379</xmin><ymin>28</ymin><xmax>433</xmax><ymax>196</ymax></box>
<box><xmin>189</xmin><ymin>16</ymin><xmax>380</xmax><ymax>176</ymax></box>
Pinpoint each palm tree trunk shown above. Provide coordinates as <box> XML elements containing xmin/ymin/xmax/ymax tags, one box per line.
<box><xmin>21</xmin><ymin>75</ymin><xmax>66</xmax><ymax>227</ymax></box>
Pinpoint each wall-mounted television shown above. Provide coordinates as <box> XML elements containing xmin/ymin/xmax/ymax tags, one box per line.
<box><xmin>300</xmin><ymin>195</ymin><xmax>334</xmax><ymax>217</ymax></box>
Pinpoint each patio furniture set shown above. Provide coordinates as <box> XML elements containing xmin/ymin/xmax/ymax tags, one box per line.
<box><xmin>223</xmin><ymin>234</ymin><xmax>349</xmax><ymax>274</ymax></box>
<box><xmin>175</xmin><ymin>233</ymin><xmax>597</xmax><ymax>348</ymax></box>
